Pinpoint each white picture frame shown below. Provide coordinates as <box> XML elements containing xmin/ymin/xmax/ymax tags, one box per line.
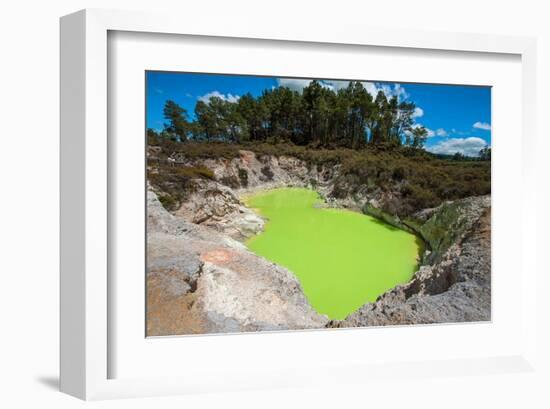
<box><xmin>60</xmin><ymin>8</ymin><xmax>539</xmax><ymax>400</ymax></box>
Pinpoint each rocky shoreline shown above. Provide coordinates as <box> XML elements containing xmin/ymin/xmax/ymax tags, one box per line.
<box><xmin>329</xmin><ymin>196</ymin><xmax>491</xmax><ymax>327</ymax></box>
<box><xmin>147</xmin><ymin>190</ymin><xmax>328</xmax><ymax>335</ymax></box>
<box><xmin>147</xmin><ymin>150</ymin><xmax>491</xmax><ymax>335</ymax></box>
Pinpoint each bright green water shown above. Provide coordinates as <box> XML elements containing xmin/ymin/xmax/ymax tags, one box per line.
<box><xmin>245</xmin><ymin>188</ymin><xmax>422</xmax><ymax>320</ymax></box>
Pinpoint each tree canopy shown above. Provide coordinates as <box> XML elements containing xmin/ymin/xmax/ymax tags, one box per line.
<box><xmin>153</xmin><ymin>81</ymin><xmax>430</xmax><ymax>149</ymax></box>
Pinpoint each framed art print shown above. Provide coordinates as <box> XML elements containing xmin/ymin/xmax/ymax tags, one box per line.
<box><xmin>60</xmin><ymin>9</ymin><xmax>539</xmax><ymax>400</ymax></box>
<box><xmin>144</xmin><ymin>71</ymin><xmax>492</xmax><ymax>337</ymax></box>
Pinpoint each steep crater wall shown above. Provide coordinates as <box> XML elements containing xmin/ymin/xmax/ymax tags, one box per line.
<box><xmin>147</xmin><ymin>150</ymin><xmax>491</xmax><ymax>330</ymax></box>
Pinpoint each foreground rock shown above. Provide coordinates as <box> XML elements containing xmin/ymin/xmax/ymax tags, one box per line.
<box><xmin>174</xmin><ymin>180</ymin><xmax>265</xmax><ymax>241</ymax></box>
<box><xmin>329</xmin><ymin>195</ymin><xmax>491</xmax><ymax>327</ymax></box>
<box><xmin>147</xmin><ymin>191</ymin><xmax>328</xmax><ymax>336</ymax></box>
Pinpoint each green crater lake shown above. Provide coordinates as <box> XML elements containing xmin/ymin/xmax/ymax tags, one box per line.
<box><xmin>245</xmin><ymin>187</ymin><xmax>422</xmax><ymax>320</ymax></box>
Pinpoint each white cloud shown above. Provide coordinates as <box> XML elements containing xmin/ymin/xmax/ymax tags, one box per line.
<box><xmin>435</xmin><ymin>128</ymin><xmax>448</xmax><ymax>137</ymax></box>
<box><xmin>473</xmin><ymin>121</ymin><xmax>491</xmax><ymax>130</ymax></box>
<box><xmin>362</xmin><ymin>82</ymin><xmax>378</xmax><ymax>97</ymax></box>
<box><xmin>390</xmin><ymin>84</ymin><xmax>408</xmax><ymax>100</ymax></box>
<box><xmin>323</xmin><ymin>80</ymin><xmax>353</xmax><ymax>91</ymax></box>
<box><xmin>412</xmin><ymin>107</ymin><xmax>424</xmax><ymax>118</ymax></box>
<box><xmin>198</xmin><ymin>90</ymin><xmax>240</xmax><ymax>103</ymax></box>
<box><xmin>277</xmin><ymin>79</ymin><xmax>409</xmax><ymax>101</ymax></box>
<box><xmin>277</xmin><ymin>78</ymin><xmax>314</xmax><ymax>92</ymax></box>
<box><xmin>363</xmin><ymin>82</ymin><xmax>408</xmax><ymax>101</ymax></box>
<box><xmin>427</xmin><ymin>137</ymin><xmax>488</xmax><ymax>157</ymax></box>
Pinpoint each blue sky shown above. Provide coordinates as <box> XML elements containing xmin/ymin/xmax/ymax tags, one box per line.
<box><xmin>146</xmin><ymin>71</ymin><xmax>491</xmax><ymax>156</ymax></box>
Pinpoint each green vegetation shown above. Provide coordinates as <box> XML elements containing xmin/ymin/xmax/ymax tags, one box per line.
<box><xmin>148</xmin><ymin>164</ymin><xmax>215</xmax><ymax>210</ymax></box>
<box><xmin>147</xmin><ymin>81</ymin><xmax>490</xmax><ymax>217</ymax></box>
<box><xmin>237</xmin><ymin>167</ymin><xmax>249</xmax><ymax>187</ymax></box>
<box><xmin>478</xmin><ymin>146</ymin><xmax>491</xmax><ymax>161</ymax></box>
<box><xmin>149</xmin><ymin>80</ymin><xmax>429</xmax><ymax>148</ymax></box>
<box><xmin>157</xmin><ymin>192</ymin><xmax>177</xmax><ymax>211</ymax></box>
<box><xmin>245</xmin><ymin>188</ymin><xmax>422</xmax><ymax>319</ymax></box>
<box><xmin>148</xmin><ymin>140</ymin><xmax>490</xmax><ymax>216</ymax></box>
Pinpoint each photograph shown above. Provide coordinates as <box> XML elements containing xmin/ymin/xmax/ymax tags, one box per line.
<box><xmin>145</xmin><ymin>72</ymin><xmax>492</xmax><ymax>336</ymax></box>
<box><xmin>1</xmin><ymin>0</ymin><xmax>546</xmax><ymax>405</ymax></box>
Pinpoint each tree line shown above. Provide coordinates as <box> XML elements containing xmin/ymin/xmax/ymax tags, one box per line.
<box><xmin>149</xmin><ymin>80</ymin><xmax>432</xmax><ymax>150</ymax></box>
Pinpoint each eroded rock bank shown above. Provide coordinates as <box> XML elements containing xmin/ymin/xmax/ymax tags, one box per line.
<box><xmin>329</xmin><ymin>195</ymin><xmax>491</xmax><ymax>327</ymax></box>
<box><xmin>147</xmin><ymin>149</ymin><xmax>491</xmax><ymax>332</ymax></box>
<box><xmin>149</xmin><ymin>149</ymin><xmax>340</xmax><ymax>240</ymax></box>
<box><xmin>147</xmin><ymin>190</ymin><xmax>328</xmax><ymax>336</ymax></box>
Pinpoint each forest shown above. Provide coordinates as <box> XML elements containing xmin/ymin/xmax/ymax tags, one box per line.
<box><xmin>148</xmin><ymin>80</ymin><xmax>435</xmax><ymax>150</ymax></box>
<box><xmin>147</xmin><ymin>79</ymin><xmax>491</xmax><ymax>216</ymax></box>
